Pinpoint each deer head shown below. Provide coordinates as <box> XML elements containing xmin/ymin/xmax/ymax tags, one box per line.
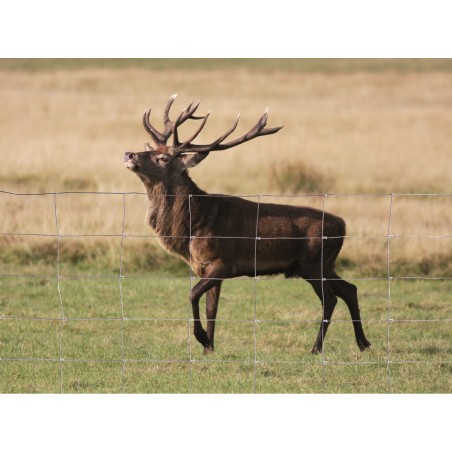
<box><xmin>124</xmin><ymin>94</ymin><xmax>283</xmax><ymax>181</ymax></box>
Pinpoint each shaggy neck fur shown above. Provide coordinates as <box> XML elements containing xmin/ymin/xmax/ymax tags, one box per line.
<box><xmin>139</xmin><ymin>171</ymin><xmax>206</xmax><ymax>260</ymax></box>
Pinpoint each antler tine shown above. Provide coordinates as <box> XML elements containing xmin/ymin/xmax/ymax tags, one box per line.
<box><xmin>171</xmin><ymin>107</ymin><xmax>187</xmax><ymax>148</ymax></box>
<box><xmin>163</xmin><ymin>94</ymin><xmax>178</xmax><ymax>125</ymax></box>
<box><xmin>162</xmin><ymin>96</ymin><xmax>206</xmax><ymax>142</ymax></box>
<box><xmin>241</xmin><ymin>108</ymin><xmax>268</xmax><ymax>139</ymax></box>
<box><xmin>143</xmin><ymin>109</ymin><xmax>165</xmax><ymax>145</ymax></box>
<box><xmin>176</xmin><ymin>111</ymin><xmax>211</xmax><ymax>151</ymax></box>
<box><xmin>183</xmin><ymin>113</ymin><xmax>241</xmax><ymax>153</ymax></box>
<box><xmin>162</xmin><ymin>94</ymin><xmax>178</xmax><ymax>140</ymax></box>
<box><xmin>177</xmin><ymin>108</ymin><xmax>283</xmax><ymax>153</ymax></box>
<box><xmin>180</xmin><ymin>100</ymin><xmax>202</xmax><ymax>123</ymax></box>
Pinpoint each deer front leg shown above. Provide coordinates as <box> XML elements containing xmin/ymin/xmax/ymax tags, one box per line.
<box><xmin>205</xmin><ymin>282</ymin><xmax>222</xmax><ymax>354</ymax></box>
<box><xmin>190</xmin><ymin>272</ymin><xmax>225</xmax><ymax>352</ymax></box>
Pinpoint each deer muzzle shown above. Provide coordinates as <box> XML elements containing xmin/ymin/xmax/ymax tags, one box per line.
<box><xmin>124</xmin><ymin>152</ymin><xmax>136</xmax><ymax>170</ymax></box>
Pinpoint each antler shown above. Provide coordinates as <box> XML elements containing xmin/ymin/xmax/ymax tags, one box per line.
<box><xmin>142</xmin><ymin>94</ymin><xmax>283</xmax><ymax>154</ymax></box>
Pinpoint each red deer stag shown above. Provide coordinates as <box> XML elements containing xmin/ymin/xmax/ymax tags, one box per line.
<box><xmin>124</xmin><ymin>94</ymin><xmax>371</xmax><ymax>354</ymax></box>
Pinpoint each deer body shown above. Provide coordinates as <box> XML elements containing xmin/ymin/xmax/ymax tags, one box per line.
<box><xmin>125</xmin><ymin>95</ymin><xmax>371</xmax><ymax>354</ymax></box>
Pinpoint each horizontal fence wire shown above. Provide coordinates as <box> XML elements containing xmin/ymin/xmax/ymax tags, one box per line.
<box><xmin>0</xmin><ymin>190</ymin><xmax>451</xmax><ymax>393</ymax></box>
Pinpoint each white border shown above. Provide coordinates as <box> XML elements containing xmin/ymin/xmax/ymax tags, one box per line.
<box><xmin>1</xmin><ymin>0</ymin><xmax>450</xmax><ymax>448</ymax></box>
<box><xmin>1</xmin><ymin>394</ymin><xmax>450</xmax><ymax>451</ymax></box>
<box><xmin>1</xmin><ymin>0</ymin><xmax>451</xmax><ymax>57</ymax></box>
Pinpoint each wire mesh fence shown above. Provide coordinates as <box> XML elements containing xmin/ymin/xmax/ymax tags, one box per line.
<box><xmin>0</xmin><ymin>190</ymin><xmax>451</xmax><ymax>393</ymax></box>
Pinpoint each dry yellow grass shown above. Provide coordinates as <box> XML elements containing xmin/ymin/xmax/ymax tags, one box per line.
<box><xmin>0</xmin><ymin>66</ymin><xmax>451</xmax><ymax>275</ymax></box>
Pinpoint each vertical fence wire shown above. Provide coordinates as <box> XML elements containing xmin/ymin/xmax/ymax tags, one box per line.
<box><xmin>320</xmin><ymin>193</ymin><xmax>327</xmax><ymax>392</ymax></box>
<box><xmin>188</xmin><ymin>194</ymin><xmax>194</xmax><ymax>393</ymax></box>
<box><xmin>253</xmin><ymin>195</ymin><xmax>262</xmax><ymax>393</ymax></box>
<box><xmin>118</xmin><ymin>193</ymin><xmax>127</xmax><ymax>392</ymax></box>
<box><xmin>53</xmin><ymin>193</ymin><xmax>65</xmax><ymax>394</ymax></box>
<box><xmin>386</xmin><ymin>193</ymin><xmax>395</xmax><ymax>392</ymax></box>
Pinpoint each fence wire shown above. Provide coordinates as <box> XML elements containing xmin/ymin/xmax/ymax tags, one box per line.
<box><xmin>0</xmin><ymin>190</ymin><xmax>451</xmax><ymax>393</ymax></box>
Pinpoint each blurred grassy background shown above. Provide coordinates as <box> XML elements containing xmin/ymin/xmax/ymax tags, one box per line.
<box><xmin>2</xmin><ymin>58</ymin><xmax>452</xmax><ymax>72</ymax></box>
<box><xmin>1</xmin><ymin>58</ymin><xmax>451</xmax><ymax>277</ymax></box>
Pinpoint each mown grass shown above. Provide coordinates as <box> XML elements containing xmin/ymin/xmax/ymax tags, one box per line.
<box><xmin>1</xmin><ymin>254</ymin><xmax>451</xmax><ymax>393</ymax></box>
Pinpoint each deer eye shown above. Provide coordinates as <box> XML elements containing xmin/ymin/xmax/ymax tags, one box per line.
<box><xmin>156</xmin><ymin>154</ymin><xmax>169</xmax><ymax>163</ymax></box>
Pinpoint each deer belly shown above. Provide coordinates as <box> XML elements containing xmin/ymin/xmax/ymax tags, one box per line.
<box><xmin>233</xmin><ymin>239</ymin><xmax>302</xmax><ymax>277</ymax></box>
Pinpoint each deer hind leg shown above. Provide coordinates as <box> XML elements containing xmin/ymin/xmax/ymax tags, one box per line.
<box><xmin>205</xmin><ymin>282</ymin><xmax>222</xmax><ymax>354</ymax></box>
<box><xmin>308</xmin><ymin>278</ymin><xmax>338</xmax><ymax>355</ymax></box>
<box><xmin>330</xmin><ymin>272</ymin><xmax>371</xmax><ymax>351</ymax></box>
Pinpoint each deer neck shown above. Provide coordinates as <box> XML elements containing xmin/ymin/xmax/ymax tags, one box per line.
<box><xmin>141</xmin><ymin>172</ymin><xmax>206</xmax><ymax>260</ymax></box>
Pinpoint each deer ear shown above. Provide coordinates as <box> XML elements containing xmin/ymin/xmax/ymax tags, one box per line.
<box><xmin>179</xmin><ymin>152</ymin><xmax>210</xmax><ymax>169</ymax></box>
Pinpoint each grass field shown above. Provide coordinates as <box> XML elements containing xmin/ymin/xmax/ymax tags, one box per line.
<box><xmin>0</xmin><ymin>59</ymin><xmax>451</xmax><ymax>393</ymax></box>
<box><xmin>0</xmin><ymin>273</ymin><xmax>451</xmax><ymax>393</ymax></box>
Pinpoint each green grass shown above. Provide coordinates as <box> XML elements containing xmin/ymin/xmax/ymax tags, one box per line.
<box><xmin>1</xmin><ymin>259</ymin><xmax>451</xmax><ymax>393</ymax></box>
<box><xmin>1</xmin><ymin>58</ymin><xmax>452</xmax><ymax>73</ymax></box>
<box><xmin>1</xmin><ymin>234</ymin><xmax>451</xmax><ymax>393</ymax></box>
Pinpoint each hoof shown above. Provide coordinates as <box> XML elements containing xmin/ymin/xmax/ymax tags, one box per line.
<box><xmin>194</xmin><ymin>328</ymin><xmax>211</xmax><ymax>349</ymax></box>
<box><xmin>358</xmin><ymin>339</ymin><xmax>371</xmax><ymax>352</ymax></box>
<box><xmin>311</xmin><ymin>346</ymin><xmax>322</xmax><ymax>355</ymax></box>
<box><xmin>203</xmin><ymin>346</ymin><xmax>214</xmax><ymax>355</ymax></box>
